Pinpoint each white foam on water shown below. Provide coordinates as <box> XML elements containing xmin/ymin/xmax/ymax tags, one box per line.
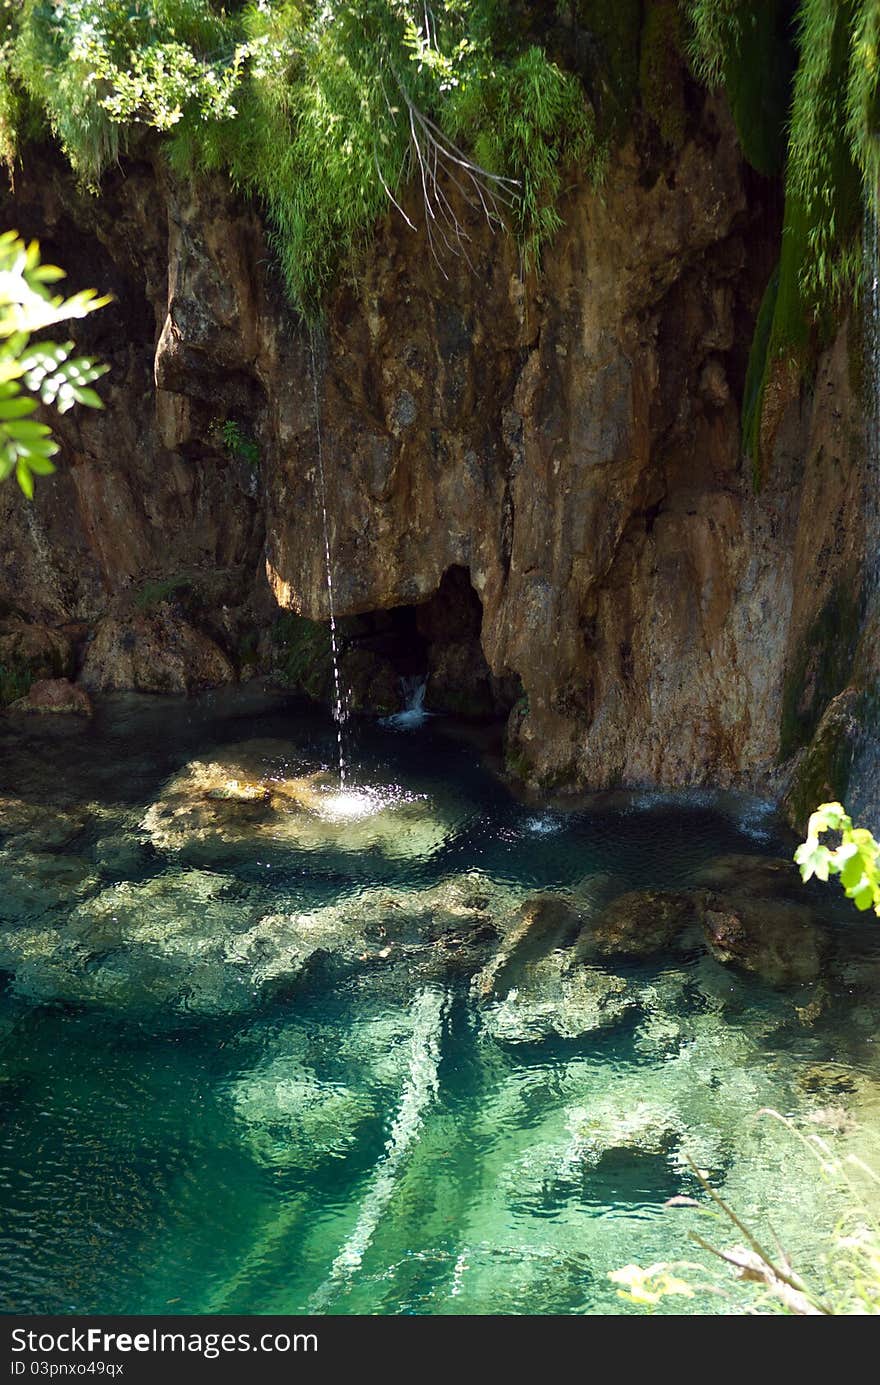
<box><xmin>308</xmin><ymin>985</ymin><xmax>447</xmax><ymax>1310</ymax></box>
<box><xmin>380</xmin><ymin>676</ymin><xmax>431</xmax><ymax>730</ymax></box>
<box><xmin>523</xmin><ymin>813</ymin><xmax>562</xmax><ymax>836</ymax></box>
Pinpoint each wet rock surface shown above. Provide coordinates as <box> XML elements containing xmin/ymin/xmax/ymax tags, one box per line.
<box><xmin>0</xmin><ymin>106</ymin><xmax>866</xmax><ymax>797</ymax></box>
<box><xmin>8</xmin><ymin>678</ymin><xmax>93</xmax><ymax>716</ymax></box>
<box><xmin>588</xmin><ymin>888</ymin><xmax>699</xmax><ymax>959</ymax></box>
<box><xmin>699</xmin><ymin>895</ymin><xmax>826</xmax><ymax>986</ymax></box>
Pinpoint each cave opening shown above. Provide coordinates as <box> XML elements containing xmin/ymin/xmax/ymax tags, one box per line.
<box><xmin>337</xmin><ymin>565</ymin><xmax>519</xmax><ymax>720</ymax></box>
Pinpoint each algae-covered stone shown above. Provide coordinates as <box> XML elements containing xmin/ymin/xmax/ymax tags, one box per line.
<box><xmin>589</xmin><ymin>889</ymin><xmax>699</xmax><ymax>959</ymax></box>
<box><xmin>700</xmin><ymin>895</ymin><xmax>825</xmax><ymax>986</ymax></box>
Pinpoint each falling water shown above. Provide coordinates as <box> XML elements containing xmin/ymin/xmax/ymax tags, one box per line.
<box><xmin>864</xmin><ymin>181</ymin><xmax>880</xmax><ymax>560</ymax></box>
<box><xmin>309</xmin><ymin>331</ymin><xmax>348</xmax><ymax>788</ymax></box>
<box><xmin>844</xmin><ymin>184</ymin><xmax>880</xmax><ymax>828</ymax></box>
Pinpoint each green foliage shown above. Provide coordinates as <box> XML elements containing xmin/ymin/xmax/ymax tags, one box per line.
<box><xmin>687</xmin><ymin>1</ymin><xmax>874</xmax><ymax>485</ymax></box>
<box><xmin>0</xmin><ymin>658</ymin><xmax>32</xmax><ymax>708</ymax></box>
<box><xmin>272</xmin><ymin>611</ymin><xmax>332</xmax><ymax>699</ymax></box>
<box><xmin>443</xmin><ymin>43</ymin><xmax>603</xmax><ymax>269</ymax></box>
<box><xmin>0</xmin><ymin>2</ymin><xmax>601</xmax><ymax>314</ymax></box>
<box><xmin>0</xmin><ymin>230</ymin><xmax>109</xmax><ymax>496</ymax></box>
<box><xmin>687</xmin><ymin>0</ymin><xmax>796</xmax><ymax>177</ymax></box>
<box><xmin>219</xmin><ymin>418</ymin><xmax>260</xmax><ymax>471</ymax></box>
<box><xmin>795</xmin><ymin>800</ymin><xmax>880</xmax><ymax>914</ymax></box>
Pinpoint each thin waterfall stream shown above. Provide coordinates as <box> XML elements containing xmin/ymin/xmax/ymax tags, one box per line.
<box><xmin>309</xmin><ymin>330</ymin><xmax>349</xmax><ymax>789</ymax></box>
<box><xmin>843</xmin><ymin>182</ymin><xmax>880</xmax><ymax>830</ymax></box>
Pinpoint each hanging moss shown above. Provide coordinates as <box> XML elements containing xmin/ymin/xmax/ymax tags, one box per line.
<box><xmin>725</xmin><ymin>1</ymin><xmax>797</xmax><ymax>177</ymax></box>
<box><xmin>639</xmin><ymin>0</ymin><xmax>687</xmax><ymax>151</ymax></box>
<box><xmin>741</xmin><ymin>262</ymin><xmax>780</xmax><ymax>479</ymax></box>
<box><xmin>739</xmin><ymin>0</ymin><xmax>862</xmax><ymax>484</ymax></box>
<box><xmin>565</xmin><ymin>0</ymin><xmax>644</xmax><ymax>140</ymax></box>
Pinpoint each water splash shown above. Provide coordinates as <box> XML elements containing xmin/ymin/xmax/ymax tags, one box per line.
<box><xmin>380</xmin><ymin>675</ymin><xmax>431</xmax><ymax>730</ymax></box>
<box><xmin>309</xmin><ymin>330</ymin><xmax>348</xmax><ymax>788</ymax></box>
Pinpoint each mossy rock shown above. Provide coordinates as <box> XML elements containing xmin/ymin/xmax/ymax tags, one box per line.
<box><xmin>271</xmin><ymin>613</ymin><xmax>334</xmax><ymax>701</ymax></box>
<box><xmin>782</xmin><ymin>687</ymin><xmax>858</xmax><ymax>832</ymax></box>
<box><xmin>638</xmin><ymin>0</ymin><xmax>687</xmax><ymax>151</ymax></box>
<box><xmin>0</xmin><ymin>619</ymin><xmax>74</xmax><ymax>707</ymax></box>
<box><xmin>779</xmin><ymin>579</ymin><xmax>861</xmax><ymax>761</ymax></box>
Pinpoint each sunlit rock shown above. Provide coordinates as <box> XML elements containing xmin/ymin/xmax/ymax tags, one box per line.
<box><xmin>140</xmin><ymin>740</ymin><xmax>453</xmax><ymax>865</ymax></box>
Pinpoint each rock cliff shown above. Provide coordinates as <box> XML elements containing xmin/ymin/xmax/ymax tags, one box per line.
<box><xmin>0</xmin><ymin>95</ymin><xmax>867</xmax><ymax>804</ymax></box>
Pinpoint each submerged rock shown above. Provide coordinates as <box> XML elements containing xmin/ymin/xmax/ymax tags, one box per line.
<box><xmin>0</xmin><ymin>849</ymin><xmax>99</xmax><ymax>925</ymax></box>
<box><xmin>474</xmin><ymin>894</ymin><xmax>584</xmax><ymax>1000</ymax></box>
<box><xmin>692</xmin><ymin>854</ymin><xmax>807</xmax><ymax>903</ymax></box>
<box><xmin>140</xmin><ymin>740</ymin><xmax>453</xmax><ymax>865</ymax></box>
<box><xmin>231</xmin><ymin>1067</ymin><xmax>375</xmax><ymax>1169</ymax></box>
<box><xmin>587</xmin><ymin>889</ymin><xmax>699</xmax><ymax>959</ymax></box>
<box><xmin>699</xmin><ymin>895</ymin><xmax>825</xmax><ymax>986</ymax></box>
<box><xmin>482</xmin><ymin>959</ymin><xmax>633</xmax><ymax>1045</ymax></box>
<box><xmin>0</xmin><ymin>794</ymin><xmax>89</xmax><ymax>850</ymax></box>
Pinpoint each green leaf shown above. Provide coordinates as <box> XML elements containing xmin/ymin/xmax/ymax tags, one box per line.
<box><xmin>0</xmin><ymin>395</ymin><xmax>36</xmax><ymax>420</ymax></box>
<box><xmin>14</xmin><ymin>460</ymin><xmax>33</xmax><ymax>499</ymax></box>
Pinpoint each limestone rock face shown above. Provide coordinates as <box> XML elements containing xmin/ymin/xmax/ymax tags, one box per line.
<box><xmin>80</xmin><ymin>608</ymin><xmax>236</xmax><ymax>694</ymax></box>
<box><xmin>0</xmin><ymin>95</ymin><xmax>868</xmax><ymax>793</ymax></box>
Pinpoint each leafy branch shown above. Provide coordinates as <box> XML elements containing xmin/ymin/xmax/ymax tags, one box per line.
<box><xmin>0</xmin><ymin>230</ymin><xmax>109</xmax><ymax>497</ymax></box>
<box><xmin>794</xmin><ymin>800</ymin><xmax>880</xmax><ymax>915</ymax></box>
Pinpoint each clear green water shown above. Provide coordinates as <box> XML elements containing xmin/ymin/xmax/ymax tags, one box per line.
<box><xmin>1</xmin><ymin>689</ymin><xmax>878</xmax><ymax>1315</ymax></box>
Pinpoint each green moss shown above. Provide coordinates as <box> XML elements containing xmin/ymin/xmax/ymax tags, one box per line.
<box><xmin>133</xmin><ymin>576</ymin><xmax>194</xmax><ymax>613</ymax></box>
<box><xmin>271</xmin><ymin>613</ymin><xmax>333</xmax><ymax>701</ymax></box>
<box><xmin>724</xmin><ymin>1</ymin><xmax>797</xmax><ymax>177</ymax></box>
<box><xmin>0</xmin><ymin>659</ymin><xmax>32</xmax><ymax>707</ymax></box>
<box><xmin>779</xmin><ymin>582</ymin><xmax>861</xmax><ymax>761</ymax></box>
<box><xmin>568</xmin><ymin>0</ymin><xmax>643</xmax><ymax>140</ymax></box>
<box><xmin>783</xmin><ymin>689</ymin><xmax>856</xmax><ymax>829</ymax></box>
<box><xmin>639</xmin><ymin>0</ymin><xmax>687</xmax><ymax>150</ymax></box>
<box><xmin>741</xmin><ymin>261</ymin><xmax>780</xmax><ymax>477</ymax></box>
